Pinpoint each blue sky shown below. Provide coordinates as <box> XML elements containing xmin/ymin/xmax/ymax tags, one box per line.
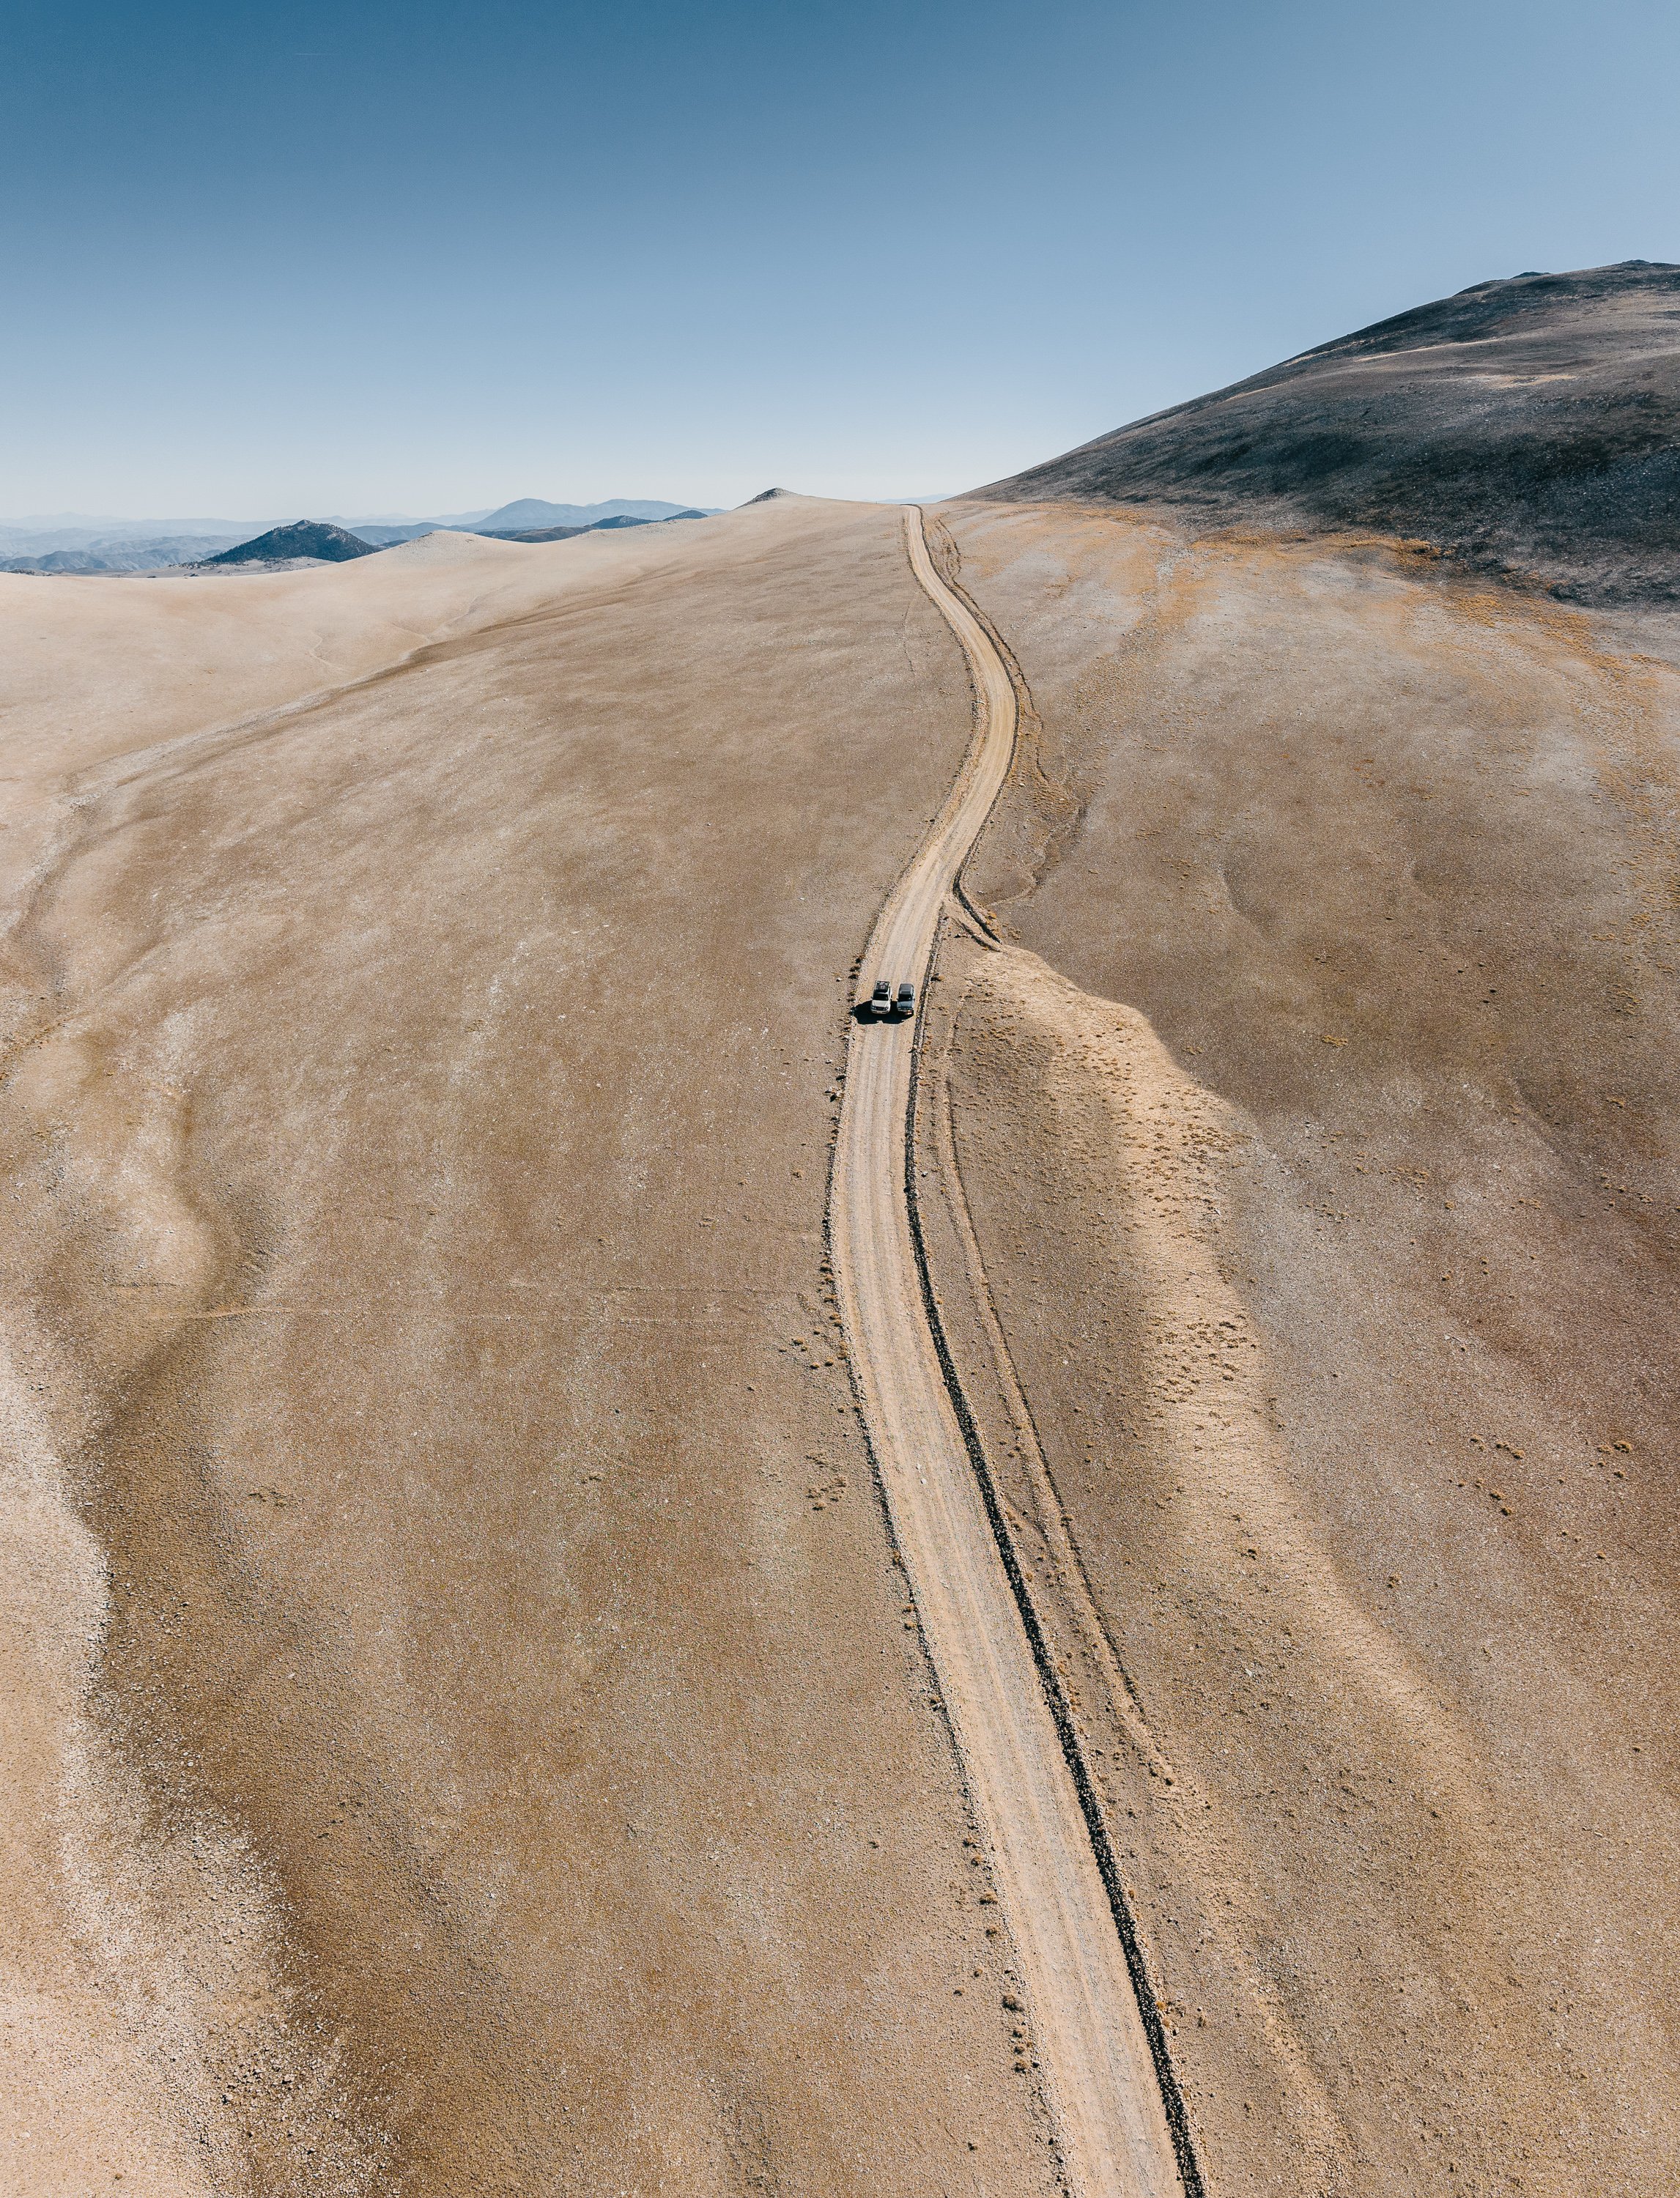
<box><xmin>3</xmin><ymin>0</ymin><xmax>1677</xmax><ymax>517</ymax></box>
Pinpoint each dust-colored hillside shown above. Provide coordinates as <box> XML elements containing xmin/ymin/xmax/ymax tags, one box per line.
<box><xmin>976</xmin><ymin>261</ymin><xmax>1680</xmax><ymax>604</ymax></box>
<box><xmin>13</xmin><ymin>355</ymin><xmax>1680</xmax><ymax>2198</ymax></box>
<box><xmin>919</xmin><ymin>497</ymin><xmax>1680</xmax><ymax>2194</ymax></box>
<box><xmin>0</xmin><ymin>506</ymin><xmax>1062</xmax><ymax>2197</ymax></box>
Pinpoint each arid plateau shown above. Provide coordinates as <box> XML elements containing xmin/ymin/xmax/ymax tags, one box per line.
<box><xmin>3</xmin><ymin>263</ymin><xmax>1679</xmax><ymax>2197</ymax></box>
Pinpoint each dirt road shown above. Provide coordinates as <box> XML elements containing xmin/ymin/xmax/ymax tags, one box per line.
<box><xmin>829</xmin><ymin>511</ymin><xmax>1183</xmax><ymax>2197</ymax></box>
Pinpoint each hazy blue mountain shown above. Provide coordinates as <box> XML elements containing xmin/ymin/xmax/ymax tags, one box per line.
<box><xmin>469</xmin><ymin>498</ymin><xmax>705</xmax><ymax>532</ymax></box>
<box><xmin>0</xmin><ymin>499</ymin><xmax>718</xmax><ymax>570</ymax></box>
<box><xmin>0</xmin><ymin>518</ymin><xmax>273</xmax><ymax>550</ymax></box>
<box><xmin>0</xmin><ymin>535</ymin><xmax>247</xmax><ymax>573</ymax></box>
<box><xmin>481</xmin><ymin>526</ymin><xmax>592</xmax><ymax>543</ymax></box>
<box><xmin>344</xmin><ymin>524</ymin><xmax>445</xmax><ymax>546</ymax></box>
<box><xmin>473</xmin><ymin>510</ymin><xmax>714</xmax><ymax>543</ymax></box>
<box><xmin>589</xmin><ymin>509</ymin><xmax>708</xmax><ymax>528</ymax></box>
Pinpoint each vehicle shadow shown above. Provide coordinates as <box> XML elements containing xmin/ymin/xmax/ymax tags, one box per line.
<box><xmin>851</xmin><ymin>1001</ymin><xmax>912</xmax><ymax>1024</ymax></box>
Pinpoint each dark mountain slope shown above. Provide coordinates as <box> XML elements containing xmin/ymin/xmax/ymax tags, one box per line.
<box><xmin>208</xmin><ymin>521</ymin><xmax>377</xmax><ymax>566</ymax></box>
<box><xmin>974</xmin><ymin>261</ymin><xmax>1680</xmax><ymax>603</ymax></box>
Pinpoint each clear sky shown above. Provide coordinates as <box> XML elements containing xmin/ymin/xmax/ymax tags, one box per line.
<box><xmin>4</xmin><ymin>0</ymin><xmax>1677</xmax><ymax>519</ymax></box>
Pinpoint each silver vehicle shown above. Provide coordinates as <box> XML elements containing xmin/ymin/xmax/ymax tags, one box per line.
<box><xmin>895</xmin><ymin>981</ymin><xmax>916</xmax><ymax>1018</ymax></box>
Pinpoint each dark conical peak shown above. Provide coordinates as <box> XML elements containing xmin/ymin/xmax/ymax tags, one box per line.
<box><xmin>744</xmin><ymin>487</ymin><xmax>793</xmax><ymax>504</ymax></box>
<box><xmin>208</xmin><ymin>520</ymin><xmax>377</xmax><ymax>566</ymax></box>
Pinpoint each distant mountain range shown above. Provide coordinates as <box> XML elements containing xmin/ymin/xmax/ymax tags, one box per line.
<box><xmin>348</xmin><ymin>500</ymin><xmax>709</xmax><ymax>546</ymax></box>
<box><xmin>0</xmin><ymin>498</ymin><xmax>718</xmax><ymax>574</ymax></box>
<box><xmin>0</xmin><ymin>536</ymin><xmax>247</xmax><ymax>575</ymax></box>
<box><xmin>0</xmin><ymin>516</ymin><xmax>284</xmax><ymax>549</ymax></box>
<box><xmin>481</xmin><ymin>497</ymin><xmax>703</xmax><ymax>531</ymax></box>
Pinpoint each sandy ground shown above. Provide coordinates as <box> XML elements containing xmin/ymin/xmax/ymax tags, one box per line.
<box><xmin>12</xmin><ymin>478</ymin><xmax>1677</xmax><ymax>2198</ymax></box>
<box><xmin>0</xmin><ymin>506</ymin><xmax>1063</xmax><ymax>2196</ymax></box>
<box><xmin>924</xmin><ymin>498</ymin><xmax>1680</xmax><ymax>2194</ymax></box>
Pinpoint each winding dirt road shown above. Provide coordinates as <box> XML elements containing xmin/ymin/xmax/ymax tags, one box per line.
<box><xmin>829</xmin><ymin>511</ymin><xmax>1184</xmax><ymax>2197</ymax></box>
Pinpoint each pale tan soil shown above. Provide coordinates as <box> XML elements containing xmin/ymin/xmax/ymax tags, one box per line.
<box><xmin>16</xmin><ymin>476</ymin><xmax>1671</xmax><ymax>2198</ymax></box>
<box><xmin>0</xmin><ymin>504</ymin><xmax>1063</xmax><ymax>2195</ymax></box>
<box><xmin>925</xmin><ymin>498</ymin><xmax>1680</xmax><ymax>2194</ymax></box>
